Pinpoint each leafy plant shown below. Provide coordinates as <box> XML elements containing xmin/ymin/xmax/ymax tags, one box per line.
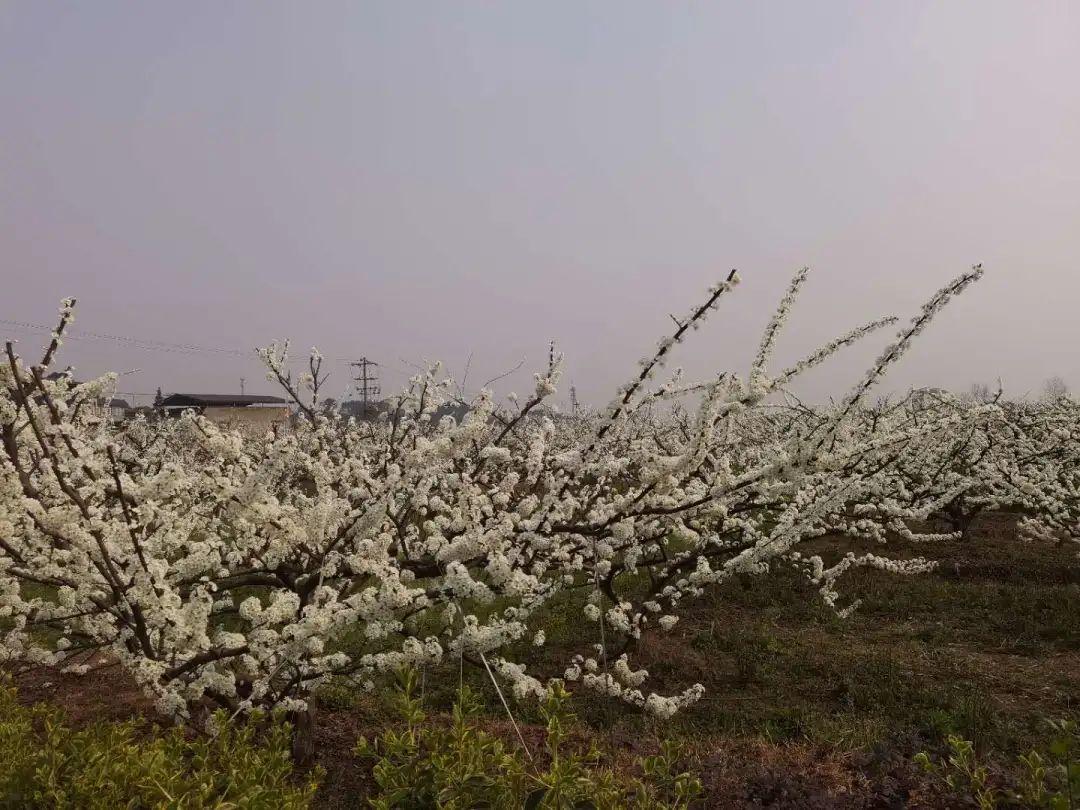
<box><xmin>916</xmin><ymin>735</ymin><xmax>998</xmax><ymax>808</ymax></box>
<box><xmin>1015</xmin><ymin>720</ymin><xmax>1080</xmax><ymax>809</ymax></box>
<box><xmin>916</xmin><ymin>719</ymin><xmax>1079</xmax><ymax>808</ymax></box>
<box><xmin>0</xmin><ymin>677</ymin><xmax>319</xmax><ymax>809</ymax></box>
<box><xmin>355</xmin><ymin>668</ymin><xmax>702</xmax><ymax>809</ymax></box>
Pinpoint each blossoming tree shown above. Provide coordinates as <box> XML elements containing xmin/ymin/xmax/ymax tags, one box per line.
<box><xmin>8</xmin><ymin>264</ymin><xmax>1062</xmax><ymax>758</ymax></box>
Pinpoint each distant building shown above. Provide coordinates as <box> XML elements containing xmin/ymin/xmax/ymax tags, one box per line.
<box><xmin>160</xmin><ymin>393</ymin><xmax>290</xmax><ymax>431</ymax></box>
<box><xmin>107</xmin><ymin>398</ymin><xmax>131</xmax><ymax>423</ymax></box>
<box><xmin>126</xmin><ymin>405</ymin><xmax>158</xmax><ymax>420</ymax></box>
<box><xmin>40</xmin><ymin>374</ymin><xmax>136</xmax><ymax>423</ymax></box>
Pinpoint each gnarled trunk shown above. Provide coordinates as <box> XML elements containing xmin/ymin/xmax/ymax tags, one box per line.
<box><xmin>288</xmin><ymin>706</ymin><xmax>316</xmax><ymax>766</ymax></box>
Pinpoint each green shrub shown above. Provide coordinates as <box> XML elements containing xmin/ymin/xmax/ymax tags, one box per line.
<box><xmin>916</xmin><ymin>718</ymin><xmax>1079</xmax><ymax>808</ymax></box>
<box><xmin>0</xmin><ymin>677</ymin><xmax>319</xmax><ymax>809</ymax></box>
<box><xmin>355</xmin><ymin>669</ymin><xmax>703</xmax><ymax>809</ymax></box>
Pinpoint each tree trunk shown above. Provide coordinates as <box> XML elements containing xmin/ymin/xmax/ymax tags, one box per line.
<box><xmin>289</xmin><ymin>706</ymin><xmax>316</xmax><ymax>766</ymax></box>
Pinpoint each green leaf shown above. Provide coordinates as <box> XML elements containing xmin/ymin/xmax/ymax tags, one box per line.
<box><xmin>524</xmin><ymin>787</ymin><xmax>548</xmax><ymax>810</ymax></box>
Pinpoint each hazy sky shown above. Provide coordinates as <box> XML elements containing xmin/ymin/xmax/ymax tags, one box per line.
<box><xmin>2</xmin><ymin>2</ymin><xmax>1078</xmax><ymax>408</ymax></box>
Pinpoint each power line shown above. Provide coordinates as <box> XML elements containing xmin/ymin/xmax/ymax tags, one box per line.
<box><xmin>0</xmin><ymin>318</ymin><xmax>311</xmax><ymax>365</ymax></box>
<box><xmin>0</xmin><ymin>317</ymin><xmax>253</xmax><ymax>357</ymax></box>
<box><xmin>348</xmin><ymin>357</ymin><xmax>380</xmax><ymax>416</ymax></box>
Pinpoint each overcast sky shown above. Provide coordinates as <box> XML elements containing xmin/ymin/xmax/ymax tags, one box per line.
<box><xmin>2</xmin><ymin>2</ymin><xmax>1077</xmax><ymax>408</ymax></box>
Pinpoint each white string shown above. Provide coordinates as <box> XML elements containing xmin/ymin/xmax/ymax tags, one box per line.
<box><xmin>479</xmin><ymin>651</ymin><xmax>533</xmax><ymax>763</ymax></box>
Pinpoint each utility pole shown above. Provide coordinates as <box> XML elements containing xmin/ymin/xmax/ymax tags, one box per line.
<box><xmin>240</xmin><ymin>377</ymin><xmax>246</xmax><ymax>396</ymax></box>
<box><xmin>349</xmin><ymin>357</ymin><xmax>380</xmax><ymax>418</ymax></box>
<box><xmin>570</xmin><ymin>384</ymin><xmax>579</xmax><ymax>416</ymax></box>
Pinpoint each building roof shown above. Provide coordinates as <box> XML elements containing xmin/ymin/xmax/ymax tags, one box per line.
<box><xmin>161</xmin><ymin>393</ymin><xmax>288</xmax><ymax>408</ymax></box>
<box><xmin>108</xmin><ymin>398</ymin><xmax>131</xmax><ymax>410</ymax></box>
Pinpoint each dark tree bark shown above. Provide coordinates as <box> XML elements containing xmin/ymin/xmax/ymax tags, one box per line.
<box><xmin>289</xmin><ymin>707</ymin><xmax>316</xmax><ymax>765</ymax></box>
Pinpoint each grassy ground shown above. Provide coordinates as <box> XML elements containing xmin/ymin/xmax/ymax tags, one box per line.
<box><xmin>10</xmin><ymin>513</ymin><xmax>1080</xmax><ymax>807</ymax></box>
<box><xmin>308</xmin><ymin>513</ymin><xmax>1080</xmax><ymax>806</ymax></box>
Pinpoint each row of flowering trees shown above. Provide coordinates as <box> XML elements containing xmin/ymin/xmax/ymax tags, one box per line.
<box><xmin>2</xmin><ymin>266</ymin><xmax>1075</xmax><ymax>756</ymax></box>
